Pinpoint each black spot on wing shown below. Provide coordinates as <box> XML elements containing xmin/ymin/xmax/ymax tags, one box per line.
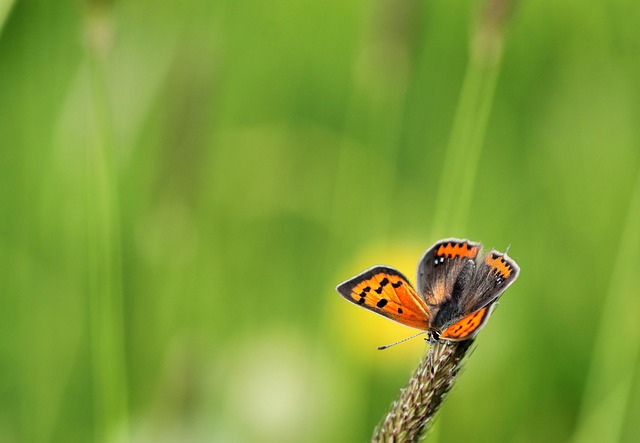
<box><xmin>336</xmin><ymin>266</ymin><xmax>416</xmax><ymax>306</ymax></box>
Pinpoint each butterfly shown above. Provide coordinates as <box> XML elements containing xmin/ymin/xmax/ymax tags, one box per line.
<box><xmin>336</xmin><ymin>239</ymin><xmax>520</xmax><ymax>345</ymax></box>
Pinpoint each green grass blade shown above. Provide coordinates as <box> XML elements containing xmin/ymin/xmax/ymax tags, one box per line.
<box><xmin>572</xmin><ymin>172</ymin><xmax>640</xmax><ymax>443</ymax></box>
<box><xmin>84</xmin><ymin>7</ymin><xmax>129</xmax><ymax>442</ymax></box>
<box><xmin>430</xmin><ymin>3</ymin><xmax>507</xmax><ymax>237</ymax></box>
<box><xmin>0</xmin><ymin>0</ymin><xmax>16</xmax><ymax>36</ymax></box>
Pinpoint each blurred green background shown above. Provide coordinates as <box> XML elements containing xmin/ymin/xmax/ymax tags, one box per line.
<box><xmin>2</xmin><ymin>0</ymin><xmax>640</xmax><ymax>442</ymax></box>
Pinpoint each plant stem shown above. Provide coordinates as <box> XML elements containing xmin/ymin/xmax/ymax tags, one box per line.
<box><xmin>571</xmin><ymin>171</ymin><xmax>640</xmax><ymax>443</ymax></box>
<box><xmin>0</xmin><ymin>0</ymin><xmax>16</xmax><ymax>36</ymax></box>
<box><xmin>84</xmin><ymin>4</ymin><xmax>129</xmax><ymax>441</ymax></box>
<box><xmin>430</xmin><ymin>0</ymin><xmax>511</xmax><ymax>237</ymax></box>
<box><xmin>372</xmin><ymin>340</ymin><xmax>474</xmax><ymax>443</ymax></box>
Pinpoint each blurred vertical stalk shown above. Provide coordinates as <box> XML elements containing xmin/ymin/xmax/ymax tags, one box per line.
<box><xmin>373</xmin><ymin>2</ymin><xmax>513</xmax><ymax>441</ymax></box>
<box><xmin>83</xmin><ymin>3</ymin><xmax>129</xmax><ymax>441</ymax></box>
<box><xmin>431</xmin><ymin>0</ymin><xmax>512</xmax><ymax>236</ymax></box>
<box><xmin>372</xmin><ymin>340</ymin><xmax>473</xmax><ymax>442</ymax></box>
<box><xmin>0</xmin><ymin>0</ymin><xmax>15</xmax><ymax>35</ymax></box>
<box><xmin>571</xmin><ymin>171</ymin><xmax>640</xmax><ymax>443</ymax></box>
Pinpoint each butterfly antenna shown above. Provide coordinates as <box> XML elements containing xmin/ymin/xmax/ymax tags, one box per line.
<box><xmin>377</xmin><ymin>331</ymin><xmax>428</xmax><ymax>350</ymax></box>
<box><xmin>505</xmin><ymin>244</ymin><xmax>512</xmax><ymax>255</ymax></box>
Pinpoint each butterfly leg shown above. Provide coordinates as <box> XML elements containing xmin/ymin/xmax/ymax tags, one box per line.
<box><xmin>426</xmin><ymin>330</ymin><xmax>440</xmax><ymax>344</ymax></box>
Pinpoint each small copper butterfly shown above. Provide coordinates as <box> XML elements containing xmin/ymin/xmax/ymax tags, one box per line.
<box><xmin>336</xmin><ymin>239</ymin><xmax>520</xmax><ymax>346</ymax></box>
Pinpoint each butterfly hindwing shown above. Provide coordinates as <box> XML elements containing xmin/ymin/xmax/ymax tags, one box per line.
<box><xmin>336</xmin><ymin>266</ymin><xmax>431</xmax><ymax>330</ymax></box>
<box><xmin>439</xmin><ymin>303</ymin><xmax>496</xmax><ymax>341</ymax></box>
<box><xmin>458</xmin><ymin>250</ymin><xmax>520</xmax><ymax>314</ymax></box>
<box><xmin>416</xmin><ymin>239</ymin><xmax>481</xmax><ymax>306</ymax></box>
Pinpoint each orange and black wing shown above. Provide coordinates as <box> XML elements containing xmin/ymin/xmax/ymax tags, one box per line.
<box><xmin>439</xmin><ymin>303</ymin><xmax>495</xmax><ymax>341</ymax></box>
<box><xmin>416</xmin><ymin>239</ymin><xmax>481</xmax><ymax>306</ymax></box>
<box><xmin>458</xmin><ymin>249</ymin><xmax>520</xmax><ymax>314</ymax></box>
<box><xmin>336</xmin><ymin>266</ymin><xmax>431</xmax><ymax>330</ymax></box>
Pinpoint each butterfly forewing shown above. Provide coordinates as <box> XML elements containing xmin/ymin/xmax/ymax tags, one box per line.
<box><xmin>459</xmin><ymin>250</ymin><xmax>520</xmax><ymax>314</ymax></box>
<box><xmin>336</xmin><ymin>266</ymin><xmax>430</xmax><ymax>330</ymax></box>
<box><xmin>439</xmin><ymin>303</ymin><xmax>495</xmax><ymax>341</ymax></box>
<box><xmin>416</xmin><ymin>239</ymin><xmax>481</xmax><ymax>306</ymax></box>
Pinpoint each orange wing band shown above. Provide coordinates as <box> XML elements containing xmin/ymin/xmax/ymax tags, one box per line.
<box><xmin>485</xmin><ymin>253</ymin><xmax>514</xmax><ymax>278</ymax></box>
<box><xmin>436</xmin><ymin>242</ymin><xmax>479</xmax><ymax>260</ymax></box>
<box><xmin>439</xmin><ymin>305</ymin><xmax>491</xmax><ymax>341</ymax></box>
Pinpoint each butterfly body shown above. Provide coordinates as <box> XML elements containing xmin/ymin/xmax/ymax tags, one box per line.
<box><xmin>336</xmin><ymin>239</ymin><xmax>520</xmax><ymax>342</ymax></box>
